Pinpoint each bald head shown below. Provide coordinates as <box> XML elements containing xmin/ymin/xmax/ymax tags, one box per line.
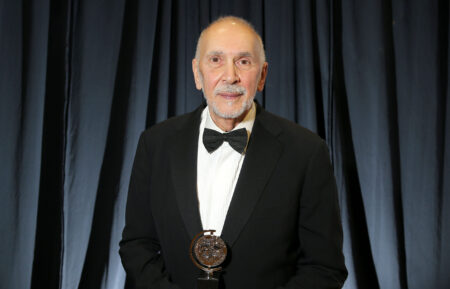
<box><xmin>195</xmin><ymin>16</ymin><xmax>266</xmax><ymax>64</ymax></box>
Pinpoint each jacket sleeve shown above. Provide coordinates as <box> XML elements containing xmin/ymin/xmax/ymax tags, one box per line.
<box><xmin>278</xmin><ymin>141</ymin><xmax>348</xmax><ymax>289</ymax></box>
<box><xmin>119</xmin><ymin>132</ymin><xmax>181</xmax><ymax>289</ymax></box>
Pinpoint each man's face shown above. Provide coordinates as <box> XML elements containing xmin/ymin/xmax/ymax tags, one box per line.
<box><xmin>192</xmin><ymin>21</ymin><xmax>268</xmax><ymax>122</ymax></box>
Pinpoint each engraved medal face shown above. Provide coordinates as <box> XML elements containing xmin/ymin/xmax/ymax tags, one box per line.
<box><xmin>194</xmin><ymin>234</ymin><xmax>227</xmax><ymax>267</ymax></box>
<box><xmin>190</xmin><ymin>230</ymin><xmax>228</xmax><ymax>272</ymax></box>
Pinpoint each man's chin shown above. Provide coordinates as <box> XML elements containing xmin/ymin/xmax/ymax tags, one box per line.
<box><xmin>205</xmin><ymin>96</ymin><xmax>253</xmax><ymax>120</ymax></box>
<box><xmin>212</xmin><ymin>103</ymin><xmax>251</xmax><ymax>119</ymax></box>
<box><xmin>215</xmin><ymin>111</ymin><xmax>243</xmax><ymax>119</ymax></box>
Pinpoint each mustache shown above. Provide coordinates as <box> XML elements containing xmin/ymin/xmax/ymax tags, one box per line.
<box><xmin>214</xmin><ymin>84</ymin><xmax>246</xmax><ymax>95</ymax></box>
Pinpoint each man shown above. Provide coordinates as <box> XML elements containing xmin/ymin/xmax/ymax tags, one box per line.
<box><xmin>120</xmin><ymin>16</ymin><xmax>347</xmax><ymax>289</ymax></box>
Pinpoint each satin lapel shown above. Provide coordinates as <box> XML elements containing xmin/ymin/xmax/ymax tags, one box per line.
<box><xmin>221</xmin><ymin>109</ymin><xmax>283</xmax><ymax>247</ymax></box>
<box><xmin>170</xmin><ymin>107</ymin><xmax>204</xmax><ymax>240</ymax></box>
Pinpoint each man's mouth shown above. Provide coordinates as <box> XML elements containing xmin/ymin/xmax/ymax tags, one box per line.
<box><xmin>214</xmin><ymin>85</ymin><xmax>246</xmax><ymax>101</ymax></box>
<box><xmin>217</xmin><ymin>92</ymin><xmax>243</xmax><ymax>99</ymax></box>
<box><xmin>214</xmin><ymin>84</ymin><xmax>247</xmax><ymax>99</ymax></box>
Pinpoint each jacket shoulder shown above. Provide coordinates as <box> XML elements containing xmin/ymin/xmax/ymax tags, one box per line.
<box><xmin>140</xmin><ymin>106</ymin><xmax>203</xmax><ymax>142</ymax></box>
<box><xmin>258</xmin><ymin>109</ymin><xmax>326</xmax><ymax>149</ymax></box>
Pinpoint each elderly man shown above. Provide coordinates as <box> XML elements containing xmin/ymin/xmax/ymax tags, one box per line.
<box><xmin>120</xmin><ymin>16</ymin><xmax>347</xmax><ymax>289</ymax></box>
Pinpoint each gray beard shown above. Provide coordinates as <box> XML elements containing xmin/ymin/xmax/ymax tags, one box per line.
<box><xmin>206</xmin><ymin>96</ymin><xmax>253</xmax><ymax>119</ymax></box>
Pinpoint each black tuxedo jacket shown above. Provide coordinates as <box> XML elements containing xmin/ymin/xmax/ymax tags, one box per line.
<box><xmin>119</xmin><ymin>104</ymin><xmax>347</xmax><ymax>289</ymax></box>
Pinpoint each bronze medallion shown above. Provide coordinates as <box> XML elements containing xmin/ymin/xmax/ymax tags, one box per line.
<box><xmin>194</xmin><ymin>234</ymin><xmax>227</xmax><ymax>267</ymax></box>
<box><xmin>190</xmin><ymin>230</ymin><xmax>227</xmax><ymax>289</ymax></box>
<box><xmin>190</xmin><ymin>230</ymin><xmax>227</xmax><ymax>271</ymax></box>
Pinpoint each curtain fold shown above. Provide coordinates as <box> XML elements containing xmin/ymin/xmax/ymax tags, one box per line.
<box><xmin>0</xmin><ymin>1</ymin><xmax>50</xmax><ymax>288</ymax></box>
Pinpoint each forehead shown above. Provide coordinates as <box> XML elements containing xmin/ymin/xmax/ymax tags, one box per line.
<box><xmin>199</xmin><ymin>22</ymin><xmax>260</xmax><ymax>57</ymax></box>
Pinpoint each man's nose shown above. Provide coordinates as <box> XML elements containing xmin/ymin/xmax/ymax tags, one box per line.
<box><xmin>222</xmin><ymin>61</ymin><xmax>239</xmax><ymax>84</ymax></box>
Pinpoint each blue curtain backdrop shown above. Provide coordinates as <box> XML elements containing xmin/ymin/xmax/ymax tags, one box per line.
<box><xmin>0</xmin><ymin>0</ymin><xmax>448</xmax><ymax>288</ymax></box>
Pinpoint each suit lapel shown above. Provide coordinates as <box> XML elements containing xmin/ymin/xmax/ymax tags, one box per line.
<box><xmin>221</xmin><ymin>107</ymin><xmax>283</xmax><ymax>247</ymax></box>
<box><xmin>170</xmin><ymin>106</ymin><xmax>204</xmax><ymax>240</ymax></box>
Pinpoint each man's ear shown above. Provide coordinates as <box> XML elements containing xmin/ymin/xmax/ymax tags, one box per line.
<box><xmin>192</xmin><ymin>59</ymin><xmax>203</xmax><ymax>90</ymax></box>
<box><xmin>257</xmin><ymin>62</ymin><xmax>268</xmax><ymax>91</ymax></box>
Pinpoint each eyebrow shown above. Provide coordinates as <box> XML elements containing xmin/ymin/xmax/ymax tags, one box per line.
<box><xmin>206</xmin><ymin>51</ymin><xmax>254</xmax><ymax>58</ymax></box>
<box><xmin>237</xmin><ymin>52</ymin><xmax>253</xmax><ymax>58</ymax></box>
<box><xmin>206</xmin><ymin>50</ymin><xmax>224</xmax><ymax>56</ymax></box>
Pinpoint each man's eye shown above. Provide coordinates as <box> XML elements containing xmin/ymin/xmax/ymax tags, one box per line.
<box><xmin>237</xmin><ymin>59</ymin><xmax>251</xmax><ymax>66</ymax></box>
<box><xmin>210</xmin><ymin>57</ymin><xmax>221</xmax><ymax>63</ymax></box>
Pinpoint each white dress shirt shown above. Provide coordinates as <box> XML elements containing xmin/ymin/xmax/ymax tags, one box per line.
<box><xmin>197</xmin><ymin>102</ymin><xmax>256</xmax><ymax>236</ymax></box>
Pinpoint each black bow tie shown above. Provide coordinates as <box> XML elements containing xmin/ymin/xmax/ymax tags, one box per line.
<box><xmin>203</xmin><ymin>128</ymin><xmax>248</xmax><ymax>154</ymax></box>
